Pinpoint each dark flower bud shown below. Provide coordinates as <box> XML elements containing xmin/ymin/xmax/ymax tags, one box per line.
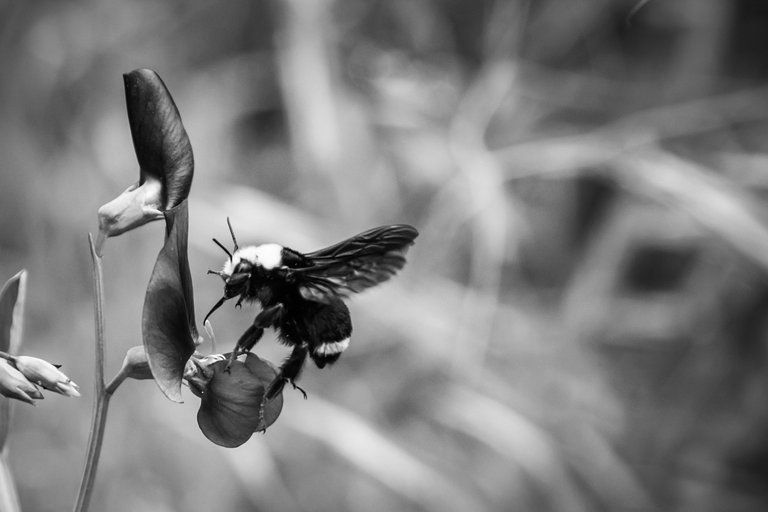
<box><xmin>97</xmin><ymin>69</ymin><xmax>194</xmax><ymax>252</ymax></box>
<box><xmin>188</xmin><ymin>353</ymin><xmax>284</xmax><ymax>447</ymax></box>
<box><xmin>0</xmin><ymin>360</ymin><xmax>43</xmax><ymax>405</ymax></box>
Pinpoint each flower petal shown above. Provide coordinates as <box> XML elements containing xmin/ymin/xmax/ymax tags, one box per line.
<box><xmin>97</xmin><ymin>179</ymin><xmax>164</xmax><ymax>241</ymax></box>
<box><xmin>142</xmin><ymin>201</ymin><xmax>197</xmax><ymax>402</ymax></box>
<box><xmin>164</xmin><ymin>202</ymin><xmax>198</xmax><ymax>342</ymax></box>
<box><xmin>196</xmin><ymin>353</ymin><xmax>283</xmax><ymax>447</ymax></box>
<box><xmin>124</xmin><ymin>68</ymin><xmax>194</xmax><ymax>210</ymax></box>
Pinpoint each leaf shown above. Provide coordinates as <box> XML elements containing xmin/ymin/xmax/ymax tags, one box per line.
<box><xmin>124</xmin><ymin>68</ymin><xmax>194</xmax><ymax>210</ymax></box>
<box><xmin>197</xmin><ymin>353</ymin><xmax>284</xmax><ymax>447</ymax></box>
<box><xmin>0</xmin><ymin>270</ymin><xmax>26</xmax><ymax>452</ymax></box>
<box><xmin>142</xmin><ymin>200</ymin><xmax>196</xmax><ymax>402</ymax></box>
<box><xmin>0</xmin><ymin>270</ymin><xmax>26</xmax><ymax>354</ymax></box>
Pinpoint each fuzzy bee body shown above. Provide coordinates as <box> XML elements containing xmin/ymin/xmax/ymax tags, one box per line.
<box><xmin>206</xmin><ymin>223</ymin><xmax>418</xmax><ymax>400</ymax></box>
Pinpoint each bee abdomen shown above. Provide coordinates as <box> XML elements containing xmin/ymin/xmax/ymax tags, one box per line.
<box><xmin>311</xmin><ymin>337</ymin><xmax>350</xmax><ymax>368</ymax></box>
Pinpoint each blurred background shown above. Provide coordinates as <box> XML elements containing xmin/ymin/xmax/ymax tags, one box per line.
<box><xmin>2</xmin><ymin>0</ymin><xmax>768</xmax><ymax>510</ymax></box>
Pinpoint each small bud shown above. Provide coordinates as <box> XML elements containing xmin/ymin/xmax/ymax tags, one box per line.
<box><xmin>0</xmin><ymin>360</ymin><xmax>42</xmax><ymax>405</ymax></box>
<box><xmin>120</xmin><ymin>346</ymin><xmax>153</xmax><ymax>380</ymax></box>
<box><xmin>11</xmin><ymin>356</ymin><xmax>80</xmax><ymax>397</ymax></box>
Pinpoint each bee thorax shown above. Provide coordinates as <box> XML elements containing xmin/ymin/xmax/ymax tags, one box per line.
<box><xmin>233</xmin><ymin>244</ymin><xmax>284</xmax><ymax>270</ymax></box>
<box><xmin>225</xmin><ymin>244</ymin><xmax>285</xmax><ymax>274</ymax></box>
<box><xmin>254</xmin><ymin>244</ymin><xmax>284</xmax><ymax>270</ymax></box>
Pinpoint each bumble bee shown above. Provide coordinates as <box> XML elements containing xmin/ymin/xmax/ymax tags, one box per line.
<box><xmin>205</xmin><ymin>220</ymin><xmax>418</xmax><ymax>401</ymax></box>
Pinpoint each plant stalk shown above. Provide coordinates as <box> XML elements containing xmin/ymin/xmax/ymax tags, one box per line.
<box><xmin>73</xmin><ymin>235</ymin><xmax>114</xmax><ymax>512</ymax></box>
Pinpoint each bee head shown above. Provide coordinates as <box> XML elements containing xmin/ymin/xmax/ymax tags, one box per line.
<box><xmin>205</xmin><ymin>217</ymin><xmax>287</xmax><ymax>325</ymax></box>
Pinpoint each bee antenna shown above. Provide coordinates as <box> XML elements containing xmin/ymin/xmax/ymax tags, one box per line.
<box><xmin>226</xmin><ymin>217</ymin><xmax>239</xmax><ymax>252</ymax></box>
<box><xmin>212</xmin><ymin>238</ymin><xmax>232</xmax><ymax>261</ymax></box>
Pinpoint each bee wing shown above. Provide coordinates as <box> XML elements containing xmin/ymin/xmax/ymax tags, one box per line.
<box><xmin>293</xmin><ymin>225</ymin><xmax>418</xmax><ymax>303</ymax></box>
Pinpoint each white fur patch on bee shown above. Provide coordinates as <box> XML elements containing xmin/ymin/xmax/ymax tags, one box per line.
<box><xmin>314</xmin><ymin>337</ymin><xmax>350</xmax><ymax>356</ymax></box>
<box><xmin>253</xmin><ymin>244</ymin><xmax>284</xmax><ymax>270</ymax></box>
<box><xmin>223</xmin><ymin>244</ymin><xmax>284</xmax><ymax>275</ymax></box>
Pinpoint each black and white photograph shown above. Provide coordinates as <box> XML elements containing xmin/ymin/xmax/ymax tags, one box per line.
<box><xmin>0</xmin><ymin>1</ymin><xmax>767</xmax><ymax>511</ymax></box>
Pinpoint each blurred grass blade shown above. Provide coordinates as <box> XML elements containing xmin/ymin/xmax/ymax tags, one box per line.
<box><xmin>220</xmin><ymin>442</ymin><xmax>304</xmax><ymax>512</ymax></box>
<box><xmin>285</xmin><ymin>396</ymin><xmax>490</xmax><ymax>512</ymax></box>
<box><xmin>0</xmin><ymin>455</ymin><xmax>21</xmax><ymax>512</ymax></box>
<box><xmin>434</xmin><ymin>386</ymin><xmax>590</xmax><ymax>512</ymax></box>
<box><xmin>618</xmin><ymin>150</ymin><xmax>768</xmax><ymax>274</ymax></box>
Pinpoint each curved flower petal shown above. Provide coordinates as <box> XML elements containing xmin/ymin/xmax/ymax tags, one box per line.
<box><xmin>192</xmin><ymin>353</ymin><xmax>283</xmax><ymax>447</ymax></box>
<box><xmin>124</xmin><ymin>68</ymin><xmax>193</xmax><ymax>210</ymax></box>
<box><xmin>96</xmin><ymin>69</ymin><xmax>194</xmax><ymax>251</ymax></box>
<box><xmin>143</xmin><ymin>201</ymin><xmax>197</xmax><ymax>402</ymax></box>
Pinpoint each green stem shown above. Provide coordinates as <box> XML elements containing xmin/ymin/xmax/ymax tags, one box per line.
<box><xmin>105</xmin><ymin>369</ymin><xmax>128</xmax><ymax>396</ymax></box>
<box><xmin>73</xmin><ymin>235</ymin><xmax>111</xmax><ymax>512</ymax></box>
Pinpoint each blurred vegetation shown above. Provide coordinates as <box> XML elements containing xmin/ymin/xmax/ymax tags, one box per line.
<box><xmin>2</xmin><ymin>0</ymin><xmax>768</xmax><ymax>511</ymax></box>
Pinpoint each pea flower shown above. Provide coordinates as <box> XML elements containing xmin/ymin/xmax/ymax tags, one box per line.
<box><xmin>0</xmin><ymin>359</ymin><xmax>43</xmax><ymax>405</ymax></box>
<box><xmin>10</xmin><ymin>356</ymin><xmax>80</xmax><ymax>397</ymax></box>
<box><xmin>186</xmin><ymin>353</ymin><xmax>283</xmax><ymax>447</ymax></box>
<box><xmin>97</xmin><ymin>68</ymin><xmax>194</xmax><ymax>253</ymax></box>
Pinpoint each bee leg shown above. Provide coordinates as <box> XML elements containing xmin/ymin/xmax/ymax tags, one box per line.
<box><xmin>290</xmin><ymin>381</ymin><xmax>307</xmax><ymax>400</ymax></box>
<box><xmin>225</xmin><ymin>325</ymin><xmax>264</xmax><ymax>371</ymax></box>
<box><xmin>227</xmin><ymin>304</ymin><xmax>285</xmax><ymax>371</ymax></box>
<box><xmin>265</xmin><ymin>344</ymin><xmax>308</xmax><ymax>401</ymax></box>
<box><xmin>259</xmin><ymin>344</ymin><xmax>308</xmax><ymax>428</ymax></box>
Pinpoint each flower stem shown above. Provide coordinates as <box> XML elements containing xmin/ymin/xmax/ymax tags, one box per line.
<box><xmin>105</xmin><ymin>369</ymin><xmax>128</xmax><ymax>396</ymax></box>
<box><xmin>73</xmin><ymin>235</ymin><xmax>112</xmax><ymax>512</ymax></box>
